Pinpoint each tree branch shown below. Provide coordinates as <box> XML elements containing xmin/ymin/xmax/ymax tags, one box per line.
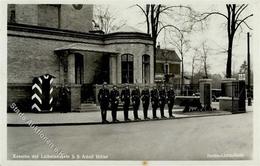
<box><xmin>198</xmin><ymin>12</ymin><xmax>228</xmax><ymax>21</ymax></box>
<box><xmin>157</xmin><ymin>24</ymin><xmax>182</xmax><ymax>37</ymax></box>
<box><xmin>235</xmin><ymin>14</ymin><xmax>253</xmax><ymax>31</ymax></box>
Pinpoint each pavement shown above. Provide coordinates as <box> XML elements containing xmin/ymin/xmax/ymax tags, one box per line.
<box><xmin>7</xmin><ymin>112</ymin><xmax>253</xmax><ymax>160</ymax></box>
<box><xmin>7</xmin><ymin>102</ymin><xmax>253</xmax><ymax>126</ymax></box>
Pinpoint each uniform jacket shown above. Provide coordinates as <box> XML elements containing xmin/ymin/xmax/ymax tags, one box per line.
<box><xmin>167</xmin><ymin>89</ymin><xmax>175</xmax><ymax>104</ymax></box>
<box><xmin>121</xmin><ymin>88</ymin><xmax>131</xmax><ymax>103</ymax></box>
<box><xmin>151</xmin><ymin>89</ymin><xmax>159</xmax><ymax>105</ymax></box>
<box><xmin>110</xmin><ymin>89</ymin><xmax>120</xmax><ymax>105</ymax></box>
<box><xmin>131</xmin><ymin>89</ymin><xmax>141</xmax><ymax>104</ymax></box>
<box><xmin>98</xmin><ymin>88</ymin><xmax>110</xmax><ymax>104</ymax></box>
<box><xmin>141</xmin><ymin>89</ymin><xmax>150</xmax><ymax>105</ymax></box>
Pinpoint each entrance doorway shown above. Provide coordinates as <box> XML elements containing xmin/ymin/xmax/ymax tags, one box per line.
<box><xmin>75</xmin><ymin>53</ymin><xmax>84</xmax><ymax>84</ymax></box>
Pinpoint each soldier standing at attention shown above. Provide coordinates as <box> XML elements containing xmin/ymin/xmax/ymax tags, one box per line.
<box><xmin>121</xmin><ymin>84</ymin><xmax>131</xmax><ymax>121</ymax></box>
<box><xmin>59</xmin><ymin>84</ymin><xmax>70</xmax><ymax>113</ymax></box>
<box><xmin>110</xmin><ymin>85</ymin><xmax>120</xmax><ymax>122</ymax></box>
<box><xmin>151</xmin><ymin>86</ymin><xmax>159</xmax><ymax>119</ymax></box>
<box><xmin>131</xmin><ymin>85</ymin><xmax>141</xmax><ymax>121</ymax></box>
<box><xmin>167</xmin><ymin>86</ymin><xmax>175</xmax><ymax>118</ymax></box>
<box><xmin>98</xmin><ymin>82</ymin><xmax>110</xmax><ymax>124</ymax></box>
<box><xmin>159</xmin><ymin>86</ymin><xmax>167</xmax><ymax>118</ymax></box>
<box><xmin>141</xmin><ymin>85</ymin><xmax>150</xmax><ymax>120</ymax></box>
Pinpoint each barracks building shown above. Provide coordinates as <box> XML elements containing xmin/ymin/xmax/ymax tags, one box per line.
<box><xmin>7</xmin><ymin>4</ymin><xmax>181</xmax><ymax>112</ymax></box>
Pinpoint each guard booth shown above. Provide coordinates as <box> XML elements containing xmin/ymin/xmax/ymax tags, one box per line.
<box><xmin>219</xmin><ymin>79</ymin><xmax>246</xmax><ymax>113</ymax></box>
<box><xmin>31</xmin><ymin>74</ymin><xmax>55</xmax><ymax>112</ymax></box>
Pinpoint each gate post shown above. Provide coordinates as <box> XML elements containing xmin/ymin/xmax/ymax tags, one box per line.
<box><xmin>199</xmin><ymin>79</ymin><xmax>212</xmax><ymax>111</ymax></box>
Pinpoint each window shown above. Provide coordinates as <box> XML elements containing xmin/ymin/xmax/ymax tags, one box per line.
<box><xmin>121</xmin><ymin>54</ymin><xmax>134</xmax><ymax>83</ymax></box>
<box><xmin>75</xmin><ymin>53</ymin><xmax>84</xmax><ymax>84</ymax></box>
<box><xmin>8</xmin><ymin>4</ymin><xmax>16</xmax><ymax>23</ymax></box>
<box><xmin>142</xmin><ymin>55</ymin><xmax>150</xmax><ymax>83</ymax></box>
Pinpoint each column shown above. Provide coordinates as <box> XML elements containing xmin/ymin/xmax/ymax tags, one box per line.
<box><xmin>134</xmin><ymin>55</ymin><xmax>142</xmax><ymax>84</ymax></box>
<box><xmin>109</xmin><ymin>54</ymin><xmax>117</xmax><ymax>84</ymax></box>
<box><xmin>150</xmin><ymin>54</ymin><xmax>154</xmax><ymax>84</ymax></box>
<box><xmin>117</xmin><ymin>54</ymin><xmax>121</xmax><ymax>84</ymax></box>
<box><xmin>67</xmin><ymin>53</ymin><xmax>75</xmax><ymax>84</ymax></box>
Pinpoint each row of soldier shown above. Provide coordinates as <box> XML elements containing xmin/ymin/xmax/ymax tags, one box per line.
<box><xmin>98</xmin><ymin>83</ymin><xmax>176</xmax><ymax>124</ymax></box>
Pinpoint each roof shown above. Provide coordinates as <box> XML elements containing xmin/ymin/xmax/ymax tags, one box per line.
<box><xmin>54</xmin><ymin>43</ymin><xmax>119</xmax><ymax>54</ymax></box>
<box><xmin>113</xmin><ymin>25</ymin><xmax>143</xmax><ymax>33</ymax></box>
<box><xmin>156</xmin><ymin>48</ymin><xmax>181</xmax><ymax>62</ymax></box>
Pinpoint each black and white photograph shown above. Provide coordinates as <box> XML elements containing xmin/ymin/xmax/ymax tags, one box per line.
<box><xmin>1</xmin><ymin>0</ymin><xmax>260</xmax><ymax>165</ymax></box>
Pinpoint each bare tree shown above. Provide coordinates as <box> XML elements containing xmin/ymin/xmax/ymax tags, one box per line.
<box><xmin>197</xmin><ymin>4</ymin><xmax>253</xmax><ymax>78</ymax></box>
<box><xmin>191</xmin><ymin>48</ymin><xmax>201</xmax><ymax>84</ymax></box>
<box><xmin>136</xmin><ymin>4</ymin><xmax>196</xmax><ymax>76</ymax></box>
<box><xmin>200</xmin><ymin>41</ymin><xmax>211</xmax><ymax>78</ymax></box>
<box><xmin>169</xmin><ymin>30</ymin><xmax>191</xmax><ymax>91</ymax></box>
<box><xmin>93</xmin><ymin>5</ymin><xmax>126</xmax><ymax>34</ymax></box>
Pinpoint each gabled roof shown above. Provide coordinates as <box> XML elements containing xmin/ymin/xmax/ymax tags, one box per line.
<box><xmin>156</xmin><ymin>48</ymin><xmax>181</xmax><ymax>62</ymax></box>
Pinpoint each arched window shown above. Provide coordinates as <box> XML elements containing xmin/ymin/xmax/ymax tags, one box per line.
<box><xmin>121</xmin><ymin>54</ymin><xmax>134</xmax><ymax>83</ymax></box>
<box><xmin>142</xmin><ymin>54</ymin><xmax>150</xmax><ymax>84</ymax></box>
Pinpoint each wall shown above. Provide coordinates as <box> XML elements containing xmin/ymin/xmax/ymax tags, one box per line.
<box><xmin>8</xmin><ymin>36</ymin><xmax>62</xmax><ymax>84</ymax></box>
<box><xmin>38</xmin><ymin>5</ymin><xmax>59</xmax><ymax>28</ymax></box>
<box><xmin>9</xmin><ymin>4</ymin><xmax>93</xmax><ymax>32</ymax></box>
<box><xmin>60</xmin><ymin>5</ymin><xmax>93</xmax><ymax>32</ymax></box>
<box><xmin>15</xmin><ymin>5</ymin><xmax>38</xmax><ymax>25</ymax></box>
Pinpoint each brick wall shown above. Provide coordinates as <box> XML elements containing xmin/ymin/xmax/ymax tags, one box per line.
<box><xmin>60</xmin><ymin>5</ymin><xmax>93</xmax><ymax>32</ymax></box>
<box><xmin>15</xmin><ymin>5</ymin><xmax>38</xmax><ymax>25</ymax></box>
<box><xmin>8</xmin><ymin>36</ymin><xmax>62</xmax><ymax>84</ymax></box>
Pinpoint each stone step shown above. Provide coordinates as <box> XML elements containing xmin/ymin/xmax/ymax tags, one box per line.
<box><xmin>80</xmin><ymin>103</ymin><xmax>100</xmax><ymax>112</ymax></box>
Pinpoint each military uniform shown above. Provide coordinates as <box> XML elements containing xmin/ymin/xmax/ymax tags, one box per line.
<box><xmin>167</xmin><ymin>88</ymin><xmax>175</xmax><ymax>118</ymax></box>
<box><xmin>59</xmin><ymin>86</ymin><xmax>70</xmax><ymax>113</ymax></box>
<box><xmin>121</xmin><ymin>87</ymin><xmax>131</xmax><ymax>121</ymax></box>
<box><xmin>151</xmin><ymin>88</ymin><xmax>159</xmax><ymax>119</ymax></box>
<box><xmin>159</xmin><ymin>87</ymin><xmax>167</xmax><ymax>118</ymax></box>
<box><xmin>131</xmin><ymin>87</ymin><xmax>141</xmax><ymax>120</ymax></box>
<box><xmin>98</xmin><ymin>87</ymin><xmax>110</xmax><ymax>123</ymax></box>
<box><xmin>110</xmin><ymin>87</ymin><xmax>120</xmax><ymax>122</ymax></box>
<box><xmin>141</xmin><ymin>87</ymin><xmax>150</xmax><ymax>120</ymax></box>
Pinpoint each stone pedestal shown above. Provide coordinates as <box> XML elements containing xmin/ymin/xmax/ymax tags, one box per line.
<box><xmin>221</xmin><ymin>78</ymin><xmax>236</xmax><ymax>97</ymax></box>
<box><xmin>70</xmin><ymin>84</ymin><xmax>81</xmax><ymax>112</ymax></box>
<box><xmin>219</xmin><ymin>97</ymin><xmax>239</xmax><ymax>112</ymax></box>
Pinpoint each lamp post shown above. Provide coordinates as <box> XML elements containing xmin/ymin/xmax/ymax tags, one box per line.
<box><xmin>247</xmin><ymin>32</ymin><xmax>252</xmax><ymax>106</ymax></box>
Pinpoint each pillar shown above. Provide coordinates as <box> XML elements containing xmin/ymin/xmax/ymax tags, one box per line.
<box><xmin>221</xmin><ymin>78</ymin><xmax>236</xmax><ymax>97</ymax></box>
<box><xmin>134</xmin><ymin>54</ymin><xmax>143</xmax><ymax>84</ymax></box>
<box><xmin>150</xmin><ymin>54</ymin><xmax>154</xmax><ymax>84</ymax></box>
<box><xmin>109</xmin><ymin>54</ymin><xmax>117</xmax><ymax>84</ymax></box>
<box><xmin>67</xmin><ymin>53</ymin><xmax>75</xmax><ymax>84</ymax></box>
<box><xmin>117</xmin><ymin>54</ymin><xmax>122</xmax><ymax>84</ymax></box>
<box><xmin>199</xmin><ymin>79</ymin><xmax>212</xmax><ymax>107</ymax></box>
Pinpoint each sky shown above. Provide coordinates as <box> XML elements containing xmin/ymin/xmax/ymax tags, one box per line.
<box><xmin>94</xmin><ymin>3</ymin><xmax>255</xmax><ymax>76</ymax></box>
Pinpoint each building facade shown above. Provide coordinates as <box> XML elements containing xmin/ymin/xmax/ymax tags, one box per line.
<box><xmin>7</xmin><ymin>4</ymin><xmax>154</xmax><ymax>112</ymax></box>
<box><xmin>155</xmin><ymin>48</ymin><xmax>181</xmax><ymax>85</ymax></box>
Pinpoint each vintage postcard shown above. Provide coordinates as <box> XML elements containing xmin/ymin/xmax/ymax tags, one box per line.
<box><xmin>1</xmin><ymin>0</ymin><xmax>260</xmax><ymax>165</ymax></box>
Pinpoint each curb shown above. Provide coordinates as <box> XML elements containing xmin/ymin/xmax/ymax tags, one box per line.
<box><xmin>7</xmin><ymin>112</ymin><xmax>233</xmax><ymax>127</ymax></box>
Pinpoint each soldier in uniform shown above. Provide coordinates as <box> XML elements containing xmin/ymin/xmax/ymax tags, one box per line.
<box><xmin>159</xmin><ymin>86</ymin><xmax>167</xmax><ymax>118</ymax></box>
<box><xmin>131</xmin><ymin>85</ymin><xmax>141</xmax><ymax>120</ymax></box>
<box><xmin>141</xmin><ymin>85</ymin><xmax>150</xmax><ymax>120</ymax></box>
<box><xmin>98</xmin><ymin>82</ymin><xmax>110</xmax><ymax>123</ymax></box>
<box><xmin>110</xmin><ymin>85</ymin><xmax>120</xmax><ymax>122</ymax></box>
<box><xmin>121</xmin><ymin>84</ymin><xmax>131</xmax><ymax>121</ymax></box>
<box><xmin>167</xmin><ymin>86</ymin><xmax>175</xmax><ymax>118</ymax></box>
<box><xmin>151</xmin><ymin>86</ymin><xmax>159</xmax><ymax>119</ymax></box>
<box><xmin>59</xmin><ymin>84</ymin><xmax>70</xmax><ymax>113</ymax></box>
